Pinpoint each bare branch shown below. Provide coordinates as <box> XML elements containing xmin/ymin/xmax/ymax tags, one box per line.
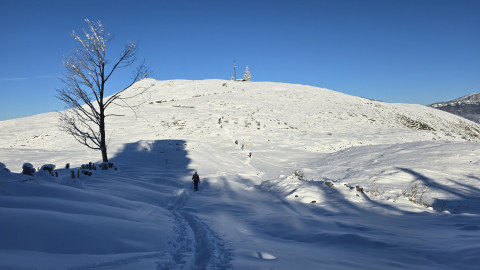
<box><xmin>104</xmin><ymin>59</ymin><xmax>150</xmax><ymax>109</ymax></box>
<box><xmin>104</xmin><ymin>41</ymin><xmax>137</xmax><ymax>83</ymax></box>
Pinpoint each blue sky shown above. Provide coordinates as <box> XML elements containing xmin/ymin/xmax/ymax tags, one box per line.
<box><xmin>1</xmin><ymin>0</ymin><xmax>479</xmax><ymax>121</ymax></box>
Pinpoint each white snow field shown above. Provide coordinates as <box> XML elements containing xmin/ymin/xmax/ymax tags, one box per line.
<box><xmin>1</xmin><ymin>79</ymin><xmax>479</xmax><ymax>270</ymax></box>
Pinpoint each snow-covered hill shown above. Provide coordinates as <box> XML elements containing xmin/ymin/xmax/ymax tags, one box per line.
<box><xmin>2</xmin><ymin>79</ymin><xmax>479</xmax><ymax>166</ymax></box>
<box><xmin>1</xmin><ymin>79</ymin><xmax>479</xmax><ymax>269</ymax></box>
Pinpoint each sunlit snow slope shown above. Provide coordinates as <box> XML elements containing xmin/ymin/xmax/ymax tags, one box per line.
<box><xmin>1</xmin><ymin>79</ymin><xmax>479</xmax><ymax>270</ymax></box>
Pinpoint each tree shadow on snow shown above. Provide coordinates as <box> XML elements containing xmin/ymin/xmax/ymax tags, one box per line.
<box><xmin>109</xmin><ymin>140</ymin><xmax>191</xmax><ymax>171</ymax></box>
<box><xmin>199</xmin><ymin>173</ymin><xmax>399</xmax><ymax>249</ymax></box>
<box><xmin>108</xmin><ymin>140</ymin><xmax>194</xmax><ymax>192</ymax></box>
<box><xmin>227</xmin><ymin>172</ymin><xmax>480</xmax><ymax>267</ymax></box>
<box><xmin>397</xmin><ymin>167</ymin><xmax>480</xmax><ymax>215</ymax></box>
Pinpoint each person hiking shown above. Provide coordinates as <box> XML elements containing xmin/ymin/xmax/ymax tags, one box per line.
<box><xmin>192</xmin><ymin>171</ymin><xmax>200</xmax><ymax>191</ymax></box>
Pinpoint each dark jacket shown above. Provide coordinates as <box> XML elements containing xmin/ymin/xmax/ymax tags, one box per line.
<box><xmin>192</xmin><ymin>173</ymin><xmax>200</xmax><ymax>183</ymax></box>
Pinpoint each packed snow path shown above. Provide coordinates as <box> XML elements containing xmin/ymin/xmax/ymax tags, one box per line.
<box><xmin>160</xmin><ymin>185</ymin><xmax>233</xmax><ymax>269</ymax></box>
<box><xmin>106</xmin><ymin>140</ymin><xmax>235</xmax><ymax>270</ymax></box>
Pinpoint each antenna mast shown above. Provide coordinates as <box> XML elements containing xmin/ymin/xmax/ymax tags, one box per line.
<box><xmin>233</xmin><ymin>60</ymin><xmax>237</xmax><ymax>81</ymax></box>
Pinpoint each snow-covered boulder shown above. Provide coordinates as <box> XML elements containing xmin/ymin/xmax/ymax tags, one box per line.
<box><xmin>40</xmin><ymin>164</ymin><xmax>55</xmax><ymax>174</ymax></box>
<box><xmin>100</xmin><ymin>162</ymin><xmax>117</xmax><ymax>170</ymax></box>
<box><xmin>21</xmin><ymin>163</ymin><xmax>35</xmax><ymax>176</ymax></box>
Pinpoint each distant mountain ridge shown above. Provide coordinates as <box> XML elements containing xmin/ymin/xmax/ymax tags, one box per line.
<box><xmin>429</xmin><ymin>93</ymin><xmax>480</xmax><ymax>123</ymax></box>
<box><xmin>454</xmin><ymin>93</ymin><xmax>480</xmax><ymax>103</ymax></box>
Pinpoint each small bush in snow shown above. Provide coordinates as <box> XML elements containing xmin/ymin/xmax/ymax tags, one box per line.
<box><xmin>81</xmin><ymin>162</ymin><xmax>96</xmax><ymax>170</ymax></box>
<box><xmin>294</xmin><ymin>170</ymin><xmax>304</xmax><ymax>180</ymax></box>
<box><xmin>101</xmin><ymin>162</ymin><xmax>109</xmax><ymax>170</ymax></box>
<box><xmin>432</xmin><ymin>199</ymin><xmax>467</xmax><ymax>214</ymax></box>
<box><xmin>433</xmin><ymin>199</ymin><xmax>448</xmax><ymax>212</ymax></box>
<box><xmin>368</xmin><ymin>180</ymin><xmax>381</xmax><ymax>195</ymax></box>
<box><xmin>403</xmin><ymin>183</ymin><xmax>431</xmax><ymax>208</ymax></box>
<box><xmin>100</xmin><ymin>162</ymin><xmax>117</xmax><ymax>171</ymax></box>
<box><xmin>355</xmin><ymin>185</ymin><xmax>364</xmax><ymax>193</ymax></box>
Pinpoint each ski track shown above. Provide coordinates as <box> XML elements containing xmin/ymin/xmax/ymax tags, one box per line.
<box><xmin>90</xmin><ymin>165</ymin><xmax>233</xmax><ymax>269</ymax></box>
<box><xmin>71</xmin><ymin>170</ymin><xmax>232</xmax><ymax>270</ymax></box>
<box><xmin>159</xmin><ymin>184</ymin><xmax>233</xmax><ymax>269</ymax></box>
<box><xmin>181</xmin><ymin>212</ymin><xmax>233</xmax><ymax>270</ymax></box>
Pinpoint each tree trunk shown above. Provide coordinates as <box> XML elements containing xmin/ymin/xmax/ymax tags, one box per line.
<box><xmin>99</xmin><ymin>110</ymin><xmax>108</xmax><ymax>162</ymax></box>
<box><xmin>99</xmin><ymin>62</ymin><xmax>108</xmax><ymax>163</ymax></box>
<box><xmin>101</xmin><ymin>144</ymin><xmax>108</xmax><ymax>162</ymax></box>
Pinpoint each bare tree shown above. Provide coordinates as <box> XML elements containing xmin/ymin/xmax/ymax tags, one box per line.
<box><xmin>57</xmin><ymin>19</ymin><xmax>149</xmax><ymax>162</ymax></box>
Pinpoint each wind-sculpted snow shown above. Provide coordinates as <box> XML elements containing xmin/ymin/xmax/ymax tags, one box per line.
<box><xmin>0</xmin><ymin>79</ymin><xmax>479</xmax><ymax>269</ymax></box>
